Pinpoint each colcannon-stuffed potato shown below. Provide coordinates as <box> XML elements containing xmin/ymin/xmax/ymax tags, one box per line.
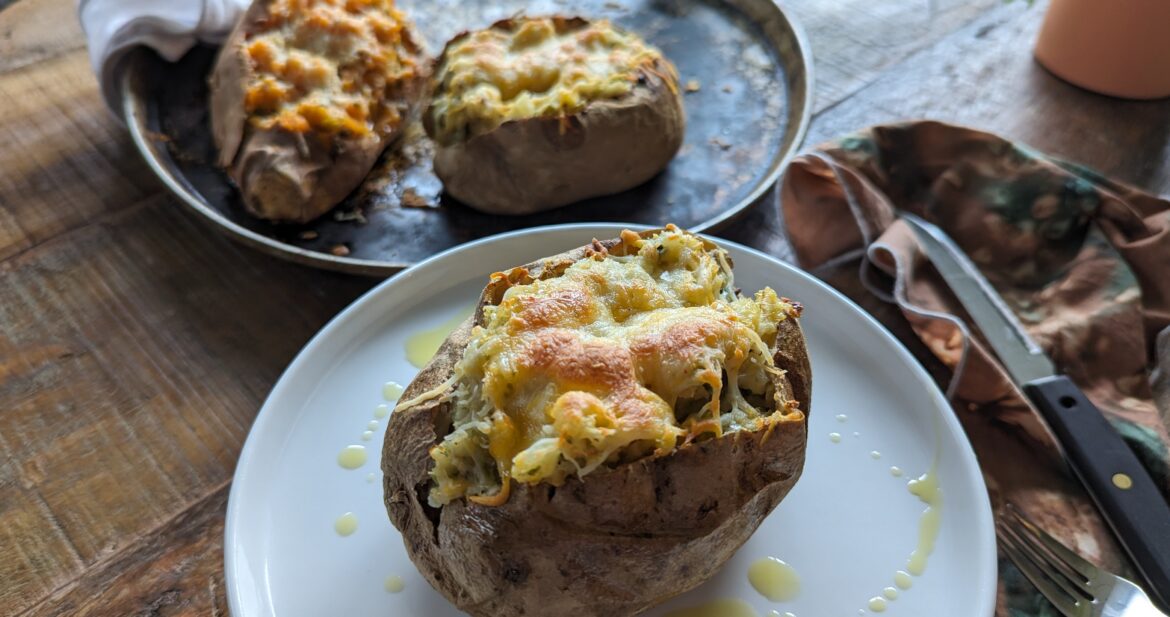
<box><xmin>383</xmin><ymin>226</ymin><xmax>811</xmax><ymax>617</ymax></box>
<box><xmin>210</xmin><ymin>0</ymin><xmax>427</xmax><ymax>223</ymax></box>
<box><xmin>424</xmin><ymin>16</ymin><xmax>687</xmax><ymax>214</ymax></box>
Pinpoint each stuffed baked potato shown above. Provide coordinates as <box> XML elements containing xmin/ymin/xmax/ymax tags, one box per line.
<box><xmin>383</xmin><ymin>226</ymin><xmax>810</xmax><ymax>617</ymax></box>
<box><xmin>209</xmin><ymin>0</ymin><xmax>427</xmax><ymax>223</ymax></box>
<box><xmin>424</xmin><ymin>16</ymin><xmax>686</xmax><ymax>215</ymax></box>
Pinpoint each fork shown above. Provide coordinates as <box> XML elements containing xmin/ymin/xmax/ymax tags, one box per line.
<box><xmin>997</xmin><ymin>505</ymin><xmax>1169</xmax><ymax>617</ymax></box>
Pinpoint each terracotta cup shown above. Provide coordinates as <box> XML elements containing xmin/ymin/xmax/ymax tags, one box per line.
<box><xmin>1035</xmin><ymin>0</ymin><xmax>1170</xmax><ymax>99</ymax></box>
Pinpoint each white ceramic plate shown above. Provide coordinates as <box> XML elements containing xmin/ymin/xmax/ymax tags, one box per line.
<box><xmin>225</xmin><ymin>224</ymin><xmax>996</xmax><ymax>617</ymax></box>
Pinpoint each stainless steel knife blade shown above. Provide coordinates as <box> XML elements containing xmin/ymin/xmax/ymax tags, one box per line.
<box><xmin>900</xmin><ymin>213</ymin><xmax>1055</xmax><ymax>385</ymax></box>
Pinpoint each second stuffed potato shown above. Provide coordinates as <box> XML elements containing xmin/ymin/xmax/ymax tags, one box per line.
<box><xmin>424</xmin><ymin>16</ymin><xmax>686</xmax><ymax>214</ymax></box>
<box><xmin>210</xmin><ymin>0</ymin><xmax>428</xmax><ymax>223</ymax></box>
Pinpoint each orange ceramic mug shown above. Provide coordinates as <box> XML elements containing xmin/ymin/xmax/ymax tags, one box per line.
<box><xmin>1035</xmin><ymin>0</ymin><xmax>1170</xmax><ymax>99</ymax></box>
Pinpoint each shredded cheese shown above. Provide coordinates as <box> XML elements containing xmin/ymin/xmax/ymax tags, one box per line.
<box><xmin>427</xmin><ymin>16</ymin><xmax>677</xmax><ymax>146</ymax></box>
<box><xmin>429</xmin><ymin>228</ymin><xmax>802</xmax><ymax>506</ymax></box>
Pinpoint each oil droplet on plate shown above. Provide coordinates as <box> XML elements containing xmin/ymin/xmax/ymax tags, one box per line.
<box><xmin>906</xmin><ymin>460</ymin><xmax>942</xmax><ymax>576</ymax></box>
<box><xmin>382</xmin><ymin>382</ymin><xmax>404</xmax><ymax>401</ymax></box>
<box><xmin>829</xmin><ymin>433</ymin><xmax>842</xmax><ymax>443</ymax></box>
<box><xmin>889</xmin><ymin>466</ymin><xmax>903</xmax><ymax>477</ymax></box>
<box><xmin>334</xmin><ymin>512</ymin><xmax>358</xmax><ymax>536</ymax></box>
<box><xmin>367</xmin><ymin>420</ymin><xmax>379</xmax><ymax>430</ymax></box>
<box><xmin>870</xmin><ymin>451</ymin><xmax>882</xmax><ymax>459</ymax></box>
<box><xmin>665</xmin><ymin>598</ymin><xmax>758</xmax><ymax>617</ymax></box>
<box><xmin>835</xmin><ymin>414</ymin><xmax>848</xmax><ymax>423</ymax></box>
<box><xmin>338</xmin><ymin>445</ymin><xmax>367</xmax><ymax>470</ymax></box>
<box><xmin>882</xmin><ymin>587</ymin><xmax>898</xmax><ymax>600</ymax></box>
<box><xmin>361</xmin><ymin>430</ymin><xmax>374</xmax><ymax>441</ymax></box>
<box><xmin>405</xmin><ymin>307</ymin><xmax>474</xmax><ymax>368</ymax></box>
<box><xmin>868</xmin><ymin>597</ymin><xmax>888</xmax><ymax>612</ymax></box>
<box><xmin>374</xmin><ymin>403</ymin><xmax>391</xmax><ymax>419</ymax></box>
<box><xmin>852</xmin><ymin>431</ymin><xmax>861</xmax><ymax>438</ymax></box>
<box><xmin>747</xmin><ymin>557</ymin><xmax>800</xmax><ymax>602</ymax></box>
<box><xmin>384</xmin><ymin>575</ymin><xmax>405</xmax><ymax>593</ymax></box>
<box><xmin>894</xmin><ymin>571</ymin><xmax>913</xmax><ymax>590</ymax></box>
<box><xmin>366</xmin><ymin>472</ymin><xmax>377</xmax><ymax>483</ymax></box>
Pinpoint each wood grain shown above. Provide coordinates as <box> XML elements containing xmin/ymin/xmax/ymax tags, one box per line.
<box><xmin>783</xmin><ymin>0</ymin><xmax>1001</xmax><ymax>110</ymax></box>
<box><xmin>0</xmin><ymin>51</ymin><xmax>149</xmax><ymax>262</ymax></box>
<box><xmin>0</xmin><ymin>195</ymin><xmax>373</xmax><ymax>614</ymax></box>
<box><xmin>2</xmin><ymin>0</ymin><xmax>1168</xmax><ymax>614</ymax></box>
<box><xmin>0</xmin><ymin>0</ymin><xmax>83</xmax><ymax>73</ymax></box>
<box><xmin>26</xmin><ymin>484</ymin><xmax>230</xmax><ymax>617</ymax></box>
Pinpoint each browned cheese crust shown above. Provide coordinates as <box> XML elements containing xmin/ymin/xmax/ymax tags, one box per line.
<box><xmin>382</xmin><ymin>230</ymin><xmax>811</xmax><ymax>617</ymax></box>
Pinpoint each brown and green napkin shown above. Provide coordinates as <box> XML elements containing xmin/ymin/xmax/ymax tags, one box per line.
<box><xmin>779</xmin><ymin>120</ymin><xmax>1170</xmax><ymax>617</ymax></box>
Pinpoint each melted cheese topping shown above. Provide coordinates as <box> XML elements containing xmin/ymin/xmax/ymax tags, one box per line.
<box><xmin>426</xmin><ymin>16</ymin><xmax>677</xmax><ymax>146</ymax></box>
<box><xmin>242</xmin><ymin>0</ymin><xmax>423</xmax><ymax>137</ymax></box>
<box><xmin>428</xmin><ymin>228</ymin><xmax>802</xmax><ymax>506</ymax></box>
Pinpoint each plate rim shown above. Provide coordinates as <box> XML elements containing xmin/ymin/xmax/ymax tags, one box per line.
<box><xmin>121</xmin><ymin>0</ymin><xmax>815</xmax><ymax>277</ymax></box>
<box><xmin>223</xmin><ymin>223</ymin><xmax>996</xmax><ymax>617</ymax></box>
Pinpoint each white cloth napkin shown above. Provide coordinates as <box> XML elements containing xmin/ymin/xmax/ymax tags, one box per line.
<box><xmin>79</xmin><ymin>0</ymin><xmax>249</xmax><ymax>118</ymax></box>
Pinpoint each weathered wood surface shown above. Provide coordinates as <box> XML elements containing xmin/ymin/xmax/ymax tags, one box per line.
<box><xmin>1</xmin><ymin>0</ymin><xmax>1167</xmax><ymax>614</ymax></box>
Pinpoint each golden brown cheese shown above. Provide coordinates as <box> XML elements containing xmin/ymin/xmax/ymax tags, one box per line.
<box><xmin>241</xmin><ymin>0</ymin><xmax>423</xmax><ymax>137</ymax></box>
<box><xmin>426</xmin><ymin>16</ymin><xmax>677</xmax><ymax>146</ymax></box>
<box><xmin>428</xmin><ymin>229</ymin><xmax>803</xmax><ymax>507</ymax></box>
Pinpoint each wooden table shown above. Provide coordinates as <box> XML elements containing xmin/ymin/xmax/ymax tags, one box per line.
<box><xmin>2</xmin><ymin>0</ymin><xmax>1168</xmax><ymax>614</ymax></box>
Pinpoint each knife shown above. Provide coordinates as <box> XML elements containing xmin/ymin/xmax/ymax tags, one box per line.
<box><xmin>901</xmin><ymin>213</ymin><xmax>1170</xmax><ymax>610</ymax></box>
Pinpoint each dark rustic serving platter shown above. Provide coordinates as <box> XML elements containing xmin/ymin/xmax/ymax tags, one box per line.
<box><xmin>122</xmin><ymin>0</ymin><xmax>812</xmax><ymax>275</ymax></box>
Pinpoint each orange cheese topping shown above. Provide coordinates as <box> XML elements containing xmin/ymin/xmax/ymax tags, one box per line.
<box><xmin>241</xmin><ymin>0</ymin><xmax>423</xmax><ymax>137</ymax></box>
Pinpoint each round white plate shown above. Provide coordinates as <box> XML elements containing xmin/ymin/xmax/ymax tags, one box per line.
<box><xmin>225</xmin><ymin>224</ymin><xmax>996</xmax><ymax>617</ymax></box>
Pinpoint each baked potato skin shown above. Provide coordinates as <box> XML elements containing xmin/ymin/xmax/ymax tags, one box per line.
<box><xmin>425</xmin><ymin>19</ymin><xmax>686</xmax><ymax>215</ymax></box>
<box><xmin>209</xmin><ymin>1</ymin><xmax>427</xmax><ymax>223</ymax></box>
<box><xmin>383</xmin><ymin>232</ymin><xmax>810</xmax><ymax>617</ymax></box>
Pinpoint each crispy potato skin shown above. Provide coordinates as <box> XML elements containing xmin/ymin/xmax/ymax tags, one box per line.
<box><xmin>382</xmin><ymin>231</ymin><xmax>811</xmax><ymax>617</ymax></box>
<box><xmin>426</xmin><ymin>19</ymin><xmax>686</xmax><ymax>215</ymax></box>
<box><xmin>208</xmin><ymin>1</ymin><xmax>427</xmax><ymax>223</ymax></box>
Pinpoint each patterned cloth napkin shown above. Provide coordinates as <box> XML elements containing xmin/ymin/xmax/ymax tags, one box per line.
<box><xmin>779</xmin><ymin>120</ymin><xmax>1170</xmax><ymax>616</ymax></box>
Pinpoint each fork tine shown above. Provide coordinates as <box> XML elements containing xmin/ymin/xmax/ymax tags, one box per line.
<box><xmin>997</xmin><ymin>522</ymin><xmax>1083</xmax><ymax>617</ymax></box>
<box><xmin>1007</xmin><ymin>505</ymin><xmax>1100</xmax><ymax>583</ymax></box>
<box><xmin>999</xmin><ymin>519</ymin><xmax>1091</xmax><ymax>601</ymax></box>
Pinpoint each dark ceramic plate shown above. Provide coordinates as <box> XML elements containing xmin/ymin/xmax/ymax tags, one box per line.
<box><xmin>122</xmin><ymin>0</ymin><xmax>812</xmax><ymax>275</ymax></box>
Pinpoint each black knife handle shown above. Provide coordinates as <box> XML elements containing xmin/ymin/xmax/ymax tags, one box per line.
<box><xmin>1024</xmin><ymin>375</ymin><xmax>1170</xmax><ymax>610</ymax></box>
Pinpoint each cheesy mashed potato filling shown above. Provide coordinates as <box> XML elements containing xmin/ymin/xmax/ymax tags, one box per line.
<box><xmin>429</xmin><ymin>228</ymin><xmax>802</xmax><ymax>507</ymax></box>
<box><xmin>242</xmin><ymin>0</ymin><xmax>421</xmax><ymax>137</ymax></box>
<box><xmin>427</xmin><ymin>17</ymin><xmax>675</xmax><ymax>146</ymax></box>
